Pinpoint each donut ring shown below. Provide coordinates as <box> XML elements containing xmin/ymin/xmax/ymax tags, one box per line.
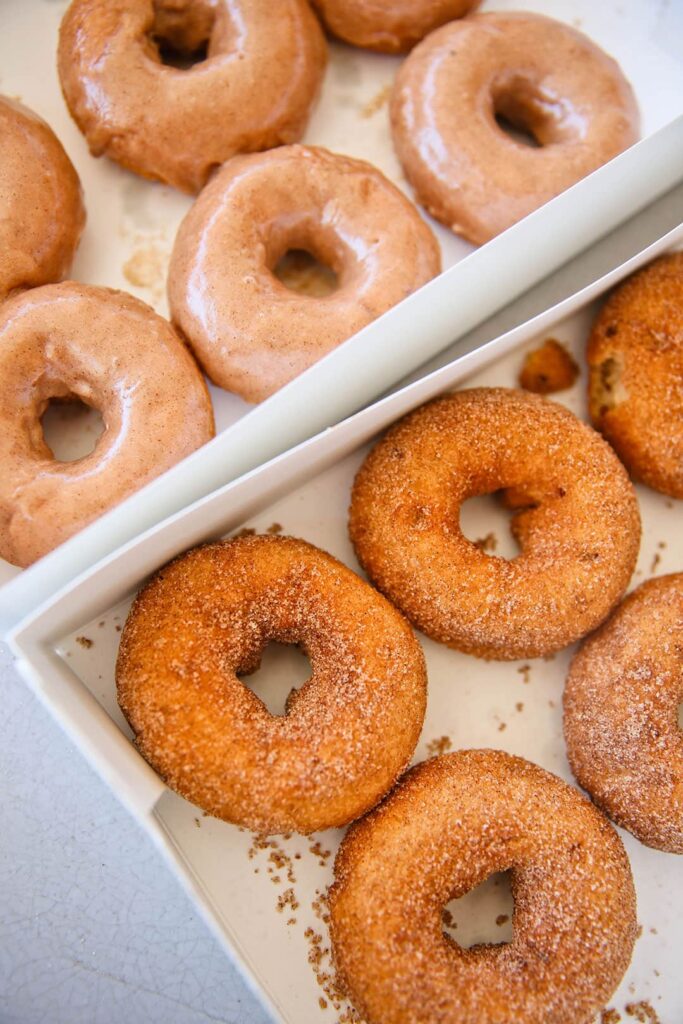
<box><xmin>587</xmin><ymin>252</ymin><xmax>683</xmax><ymax>498</ymax></box>
<box><xmin>311</xmin><ymin>0</ymin><xmax>480</xmax><ymax>54</ymax></box>
<box><xmin>329</xmin><ymin>750</ymin><xmax>637</xmax><ymax>1024</ymax></box>
<box><xmin>564</xmin><ymin>573</ymin><xmax>683</xmax><ymax>854</ymax></box>
<box><xmin>349</xmin><ymin>388</ymin><xmax>641</xmax><ymax>660</ymax></box>
<box><xmin>58</xmin><ymin>0</ymin><xmax>326</xmax><ymax>193</ymax></box>
<box><xmin>0</xmin><ymin>96</ymin><xmax>85</xmax><ymax>303</ymax></box>
<box><xmin>0</xmin><ymin>282</ymin><xmax>214</xmax><ymax>568</ymax></box>
<box><xmin>116</xmin><ymin>535</ymin><xmax>427</xmax><ymax>834</ymax></box>
<box><xmin>168</xmin><ymin>145</ymin><xmax>440</xmax><ymax>402</ymax></box>
<box><xmin>390</xmin><ymin>12</ymin><xmax>639</xmax><ymax>244</ymax></box>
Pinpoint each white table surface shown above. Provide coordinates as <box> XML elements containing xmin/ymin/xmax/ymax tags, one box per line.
<box><xmin>0</xmin><ymin>642</ymin><xmax>271</xmax><ymax>1024</ymax></box>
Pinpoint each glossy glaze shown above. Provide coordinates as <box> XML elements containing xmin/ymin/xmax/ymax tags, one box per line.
<box><xmin>0</xmin><ymin>283</ymin><xmax>215</xmax><ymax>567</ymax></box>
<box><xmin>0</xmin><ymin>96</ymin><xmax>84</xmax><ymax>303</ymax></box>
<box><xmin>168</xmin><ymin>145</ymin><xmax>441</xmax><ymax>403</ymax></box>
<box><xmin>58</xmin><ymin>0</ymin><xmax>327</xmax><ymax>193</ymax></box>
<box><xmin>311</xmin><ymin>0</ymin><xmax>480</xmax><ymax>54</ymax></box>
<box><xmin>391</xmin><ymin>12</ymin><xmax>640</xmax><ymax>244</ymax></box>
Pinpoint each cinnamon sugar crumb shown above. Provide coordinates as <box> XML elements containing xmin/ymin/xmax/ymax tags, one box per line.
<box><xmin>75</xmin><ymin>636</ymin><xmax>93</xmax><ymax>649</ymax></box>
<box><xmin>474</xmin><ymin>532</ymin><xmax>497</xmax><ymax>553</ymax></box>
<box><xmin>233</xmin><ymin>526</ymin><xmax>256</xmax><ymax>538</ymax></box>
<box><xmin>601</xmin><ymin>1011</ymin><xmax>621</xmax><ymax>1024</ymax></box>
<box><xmin>518</xmin><ymin>665</ymin><xmax>532</xmax><ymax>684</ymax></box>
<box><xmin>498</xmin><ymin>722</ymin><xmax>507</xmax><ymax>732</ymax></box>
<box><xmin>625</xmin><ymin>1001</ymin><xmax>660</xmax><ymax>1023</ymax></box>
<box><xmin>496</xmin><ymin>914</ymin><xmax>509</xmax><ymax>926</ymax></box>
<box><xmin>650</xmin><ymin>552</ymin><xmax>661</xmax><ymax>573</ymax></box>
<box><xmin>267</xmin><ymin>522</ymin><xmax>283</xmax><ymax>534</ymax></box>
<box><xmin>515</xmin><ymin>702</ymin><xmax>524</xmax><ymax>712</ymax></box>
<box><xmin>519</xmin><ymin>338</ymin><xmax>579</xmax><ymax>394</ymax></box>
<box><xmin>361</xmin><ymin>84</ymin><xmax>391</xmax><ymax>118</ymax></box>
<box><xmin>426</xmin><ymin>735</ymin><xmax>452</xmax><ymax>757</ymax></box>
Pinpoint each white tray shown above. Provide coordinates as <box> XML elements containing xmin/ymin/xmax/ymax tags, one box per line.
<box><xmin>2</xmin><ymin>0</ymin><xmax>683</xmax><ymax>630</ymax></box>
<box><xmin>8</xmin><ymin>224</ymin><xmax>683</xmax><ymax>1024</ymax></box>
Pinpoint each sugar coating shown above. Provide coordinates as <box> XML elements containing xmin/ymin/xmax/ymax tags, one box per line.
<box><xmin>349</xmin><ymin>387</ymin><xmax>641</xmax><ymax>660</ymax></box>
<box><xmin>564</xmin><ymin>573</ymin><xmax>683</xmax><ymax>854</ymax></box>
<box><xmin>329</xmin><ymin>749</ymin><xmax>637</xmax><ymax>1024</ymax></box>
<box><xmin>116</xmin><ymin>535</ymin><xmax>427</xmax><ymax>835</ymax></box>
<box><xmin>587</xmin><ymin>252</ymin><xmax>683</xmax><ymax>498</ymax></box>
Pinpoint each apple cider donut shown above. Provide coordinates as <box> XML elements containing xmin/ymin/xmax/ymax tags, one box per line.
<box><xmin>564</xmin><ymin>574</ymin><xmax>683</xmax><ymax>854</ymax></box>
<box><xmin>116</xmin><ymin>535</ymin><xmax>427</xmax><ymax>834</ymax></box>
<box><xmin>311</xmin><ymin>0</ymin><xmax>480</xmax><ymax>54</ymax></box>
<box><xmin>168</xmin><ymin>145</ymin><xmax>441</xmax><ymax>402</ymax></box>
<box><xmin>587</xmin><ymin>252</ymin><xmax>683</xmax><ymax>498</ymax></box>
<box><xmin>329</xmin><ymin>750</ymin><xmax>637</xmax><ymax>1024</ymax></box>
<box><xmin>0</xmin><ymin>96</ymin><xmax>84</xmax><ymax>303</ymax></box>
<box><xmin>349</xmin><ymin>388</ymin><xmax>641</xmax><ymax>660</ymax></box>
<box><xmin>390</xmin><ymin>12</ymin><xmax>639</xmax><ymax>243</ymax></box>
<box><xmin>0</xmin><ymin>282</ymin><xmax>214</xmax><ymax>568</ymax></box>
<box><xmin>58</xmin><ymin>0</ymin><xmax>326</xmax><ymax>193</ymax></box>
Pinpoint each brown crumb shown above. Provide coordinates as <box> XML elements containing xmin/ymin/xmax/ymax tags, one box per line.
<box><xmin>548</xmin><ymin>699</ymin><xmax>556</xmax><ymax>708</ymax></box>
<box><xmin>515</xmin><ymin>702</ymin><xmax>524</xmax><ymax>712</ymax></box>
<box><xmin>75</xmin><ymin>636</ymin><xmax>93</xmax><ymax>649</ymax></box>
<box><xmin>601</xmin><ymin>1011</ymin><xmax>621</xmax><ymax>1024</ymax></box>
<box><xmin>625</xmin><ymin>1001</ymin><xmax>660</xmax><ymax>1023</ymax></box>
<box><xmin>517</xmin><ymin>665</ymin><xmax>531</xmax><ymax>684</ymax></box>
<box><xmin>98</xmin><ymin>621</ymin><xmax>105</xmax><ymax>627</ymax></box>
<box><xmin>115</xmin><ymin>625</ymin><xmax>122</xmax><ymax>632</ymax></box>
<box><xmin>426</xmin><ymin>735</ymin><xmax>452</xmax><ymax>758</ymax></box>
<box><xmin>361</xmin><ymin>84</ymin><xmax>391</xmax><ymax>118</ymax></box>
<box><xmin>498</xmin><ymin>722</ymin><xmax>507</xmax><ymax>732</ymax></box>
<box><xmin>233</xmin><ymin>526</ymin><xmax>256</xmax><ymax>538</ymax></box>
<box><xmin>319</xmin><ymin>997</ymin><xmax>328</xmax><ymax>1009</ymax></box>
<box><xmin>194</xmin><ymin>817</ymin><xmax>201</xmax><ymax>829</ymax></box>
<box><xmin>495</xmin><ymin>914</ymin><xmax>509</xmax><ymax>926</ymax></box>
<box><xmin>636</xmin><ymin>925</ymin><xmax>643</xmax><ymax>939</ymax></box>
<box><xmin>519</xmin><ymin>338</ymin><xmax>579</xmax><ymax>394</ymax></box>
<box><xmin>474</xmin><ymin>532</ymin><xmax>498</xmax><ymax>553</ymax></box>
<box><xmin>650</xmin><ymin>552</ymin><xmax>661</xmax><ymax>574</ymax></box>
<box><xmin>267</xmin><ymin>522</ymin><xmax>283</xmax><ymax>535</ymax></box>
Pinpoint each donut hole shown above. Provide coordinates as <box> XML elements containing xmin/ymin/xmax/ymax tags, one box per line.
<box><xmin>41</xmin><ymin>396</ymin><xmax>105</xmax><ymax>463</ymax></box>
<box><xmin>149</xmin><ymin>4</ymin><xmax>217</xmax><ymax>70</ymax></box>
<box><xmin>492</xmin><ymin>78</ymin><xmax>574</xmax><ymax>148</ymax></box>
<box><xmin>442</xmin><ymin>870</ymin><xmax>514</xmax><ymax>948</ymax></box>
<box><xmin>274</xmin><ymin>249</ymin><xmax>339</xmax><ymax>298</ymax></box>
<box><xmin>459</xmin><ymin>494</ymin><xmax>523</xmax><ymax>560</ymax></box>
<box><xmin>238</xmin><ymin>641</ymin><xmax>312</xmax><ymax>717</ymax></box>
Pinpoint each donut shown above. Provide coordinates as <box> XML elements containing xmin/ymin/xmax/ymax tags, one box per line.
<box><xmin>116</xmin><ymin>535</ymin><xmax>427</xmax><ymax>834</ymax></box>
<box><xmin>168</xmin><ymin>145</ymin><xmax>441</xmax><ymax>402</ymax></box>
<box><xmin>57</xmin><ymin>0</ymin><xmax>326</xmax><ymax>193</ymax></box>
<box><xmin>349</xmin><ymin>388</ymin><xmax>641</xmax><ymax>660</ymax></box>
<box><xmin>390</xmin><ymin>12</ymin><xmax>639</xmax><ymax>244</ymax></box>
<box><xmin>564</xmin><ymin>574</ymin><xmax>683</xmax><ymax>855</ymax></box>
<box><xmin>310</xmin><ymin>0</ymin><xmax>480</xmax><ymax>54</ymax></box>
<box><xmin>0</xmin><ymin>96</ymin><xmax>85</xmax><ymax>303</ymax></box>
<box><xmin>587</xmin><ymin>252</ymin><xmax>683</xmax><ymax>498</ymax></box>
<box><xmin>0</xmin><ymin>282</ymin><xmax>214</xmax><ymax>567</ymax></box>
<box><xmin>329</xmin><ymin>750</ymin><xmax>637</xmax><ymax>1024</ymax></box>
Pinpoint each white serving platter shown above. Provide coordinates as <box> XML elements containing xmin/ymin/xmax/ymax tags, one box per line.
<box><xmin>8</xmin><ymin>225</ymin><xmax>683</xmax><ymax>1024</ymax></box>
<box><xmin>2</xmin><ymin>0</ymin><xmax>683</xmax><ymax>629</ymax></box>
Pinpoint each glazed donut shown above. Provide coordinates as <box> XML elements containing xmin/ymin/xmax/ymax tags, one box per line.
<box><xmin>587</xmin><ymin>252</ymin><xmax>683</xmax><ymax>498</ymax></box>
<box><xmin>564</xmin><ymin>574</ymin><xmax>683</xmax><ymax>854</ymax></box>
<box><xmin>116</xmin><ymin>535</ymin><xmax>427</xmax><ymax>834</ymax></box>
<box><xmin>58</xmin><ymin>0</ymin><xmax>326</xmax><ymax>193</ymax></box>
<box><xmin>311</xmin><ymin>0</ymin><xmax>480</xmax><ymax>54</ymax></box>
<box><xmin>349</xmin><ymin>388</ymin><xmax>641</xmax><ymax>660</ymax></box>
<box><xmin>329</xmin><ymin>750</ymin><xmax>637</xmax><ymax>1024</ymax></box>
<box><xmin>0</xmin><ymin>282</ymin><xmax>214</xmax><ymax>567</ymax></box>
<box><xmin>0</xmin><ymin>96</ymin><xmax>84</xmax><ymax>303</ymax></box>
<box><xmin>168</xmin><ymin>145</ymin><xmax>441</xmax><ymax>402</ymax></box>
<box><xmin>390</xmin><ymin>12</ymin><xmax>639</xmax><ymax>244</ymax></box>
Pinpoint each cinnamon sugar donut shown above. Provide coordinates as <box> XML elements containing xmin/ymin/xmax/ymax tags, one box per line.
<box><xmin>390</xmin><ymin>12</ymin><xmax>639</xmax><ymax>244</ymax></box>
<box><xmin>349</xmin><ymin>388</ymin><xmax>640</xmax><ymax>660</ymax></box>
<box><xmin>168</xmin><ymin>145</ymin><xmax>440</xmax><ymax>402</ymax></box>
<box><xmin>0</xmin><ymin>96</ymin><xmax>84</xmax><ymax>303</ymax></box>
<box><xmin>58</xmin><ymin>0</ymin><xmax>326</xmax><ymax>193</ymax></box>
<box><xmin>0</xmin><ymin>282</ymin><xmax>214</xmax><ymax>568</ymax></box>
<box><xmin>311</xmin><ymin>0</ymin><xmax>480</xmax><ymax>54</ymax></box>
<box><xmin>587</xmin><ymin>252</ymin><xmax>683</xmax><ymax>498</ymax></box>
<box><xmin>564</xmin><ymin>574</ymin><xmax>683</xmax><ymax>855</ymax></box>
<box><xmin>116</xmin><ymin>535</ymin><xmax>427</xmax><ymax>834</ymax></box>
<box><xmin>329</xmin><ymin>750</ymin><xmax>637</xmax><ymax>1024</ymax></box>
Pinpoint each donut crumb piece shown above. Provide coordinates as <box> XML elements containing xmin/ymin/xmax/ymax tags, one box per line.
<box><xmin>625</xmin><ymin>1001</ymin><xmax>660</xmax><ymax>1023</ymax></box>
<box><xmin>519</xmin><ymin>338</ymin><xmax>579</xmax><ymax>394</ymax></box>
<box><xmin>601</xmin><ymin>1011</ymin><xmax>621</xmax><ymax>1024</ymax></box>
